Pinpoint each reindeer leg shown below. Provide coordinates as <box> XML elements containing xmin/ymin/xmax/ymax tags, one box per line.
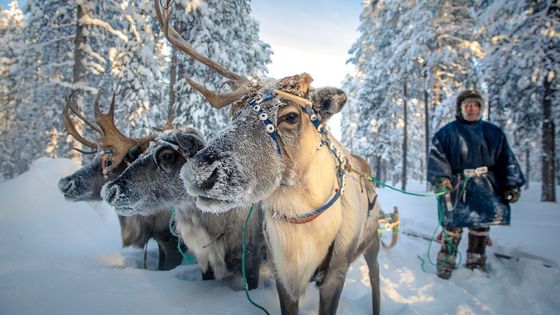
<box><xmin>156</xmin><ymin>237</ymin><xmax>183</xmax><ymax>270</ymax></box>
<box><xmin>244</xmin><ymin>243</ymin><xmax>262</xmax><ymax>290</ymax></box>
<box><xmin>363</xmin><ymin>234</ymin><xmax>381</xmax><ymax>315</ymax></box>
<box><xmin>318</xmin><ymin>262</ymin><xmax>350</xmax><ymax>315</ymax></box>
<box><xmin>157</xmin><ymin>242</ymin><xmax>165</xmax><ymax>270</ymax></box>
<box><xmin>245</xmin><ymin>205</ymin><xmax>264</xmax><ymax>290</ymax></box>
<box><xmin>276</xmin><ymin>280</ymin><xmax>298</xmax><ymax>315</ymax></box>
<box><xmin>201</xmin><ymin>264</ymin><xmax>215</xmax><ymax>280</ymax></box>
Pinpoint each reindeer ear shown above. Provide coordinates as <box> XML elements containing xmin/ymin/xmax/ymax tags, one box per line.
<box><xmin>175</xmin><ymin>132</ymin><xmax>206</xmax><ymax>158</ymax></box>
<box><xmin>309</xmin><ymin>87</ymin><xmax>347</xmax><ymax>122</ymax></box>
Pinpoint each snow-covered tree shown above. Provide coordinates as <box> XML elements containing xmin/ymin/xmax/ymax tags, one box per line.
<box><xmin>479</xmin><ymin>0</ymin><xmax>559</xmax><ymax>201</ymax></box>
<box><xmin>345</xmin><ymin>0</ymin><xmax>482</xmax><ymax>185</ymax></box>
<box><xmin>169</xmin><ymin>0</ymin><xmax>272</xmax><ymax>138</ymax></box>
<box><xmin>108</xmin><ymin>0</ymin><xmax>167</xmax><ymax>138</ymax></box>
<box><xmin>1</xmin><ymin>1</ymin><xmax>171</xmax><ymax>179</ymax></box>
<box><xmin>0</xmin><ymin>1</ymin><xmax>24</xmax><ymax>179</ymax></box>
<box><xmin>0</xmin><ymin>0</ymin><xmax>270</xmax><ymax>180</ymax></box>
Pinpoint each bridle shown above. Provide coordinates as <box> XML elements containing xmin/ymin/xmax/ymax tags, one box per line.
<box><xmin>251</xmin><ymin>89</ymin><xmax>348</xmax><ymax>224</ymax></box>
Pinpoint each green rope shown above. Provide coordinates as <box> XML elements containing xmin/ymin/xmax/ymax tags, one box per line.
<box><xmin>423</xmin><ymin>177</ymin><xmax>472</xmax><ymax>271</ymax></box>
<box><xmin>417</xmin><ymin>255</ymin><xmax>426</xmax><ymax>272</ymax></box>
<box><xmin>368</xmin><ymin>176</ymin><xmax>449</xmax><ymax>197</ymax></box>
<box><xmin>367</xmin><ymin>175</ymin><xmax>472</xmax><ymax>272</ymax></box>
<box><xmin>168</xmin><ymin>207</ymin><xmax>196</xmax><ymax>265</ymax></box>
<box><xmin>242</xmin><ymin>205</ymin><xmax>270</xmax><ymax>315</ymax></box>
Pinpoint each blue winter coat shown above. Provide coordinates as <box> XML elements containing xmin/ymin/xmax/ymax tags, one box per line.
<box><xmin>428</xmin><ymin>118</ymin><xmax>526</xmax><ymax>228</ymax></box>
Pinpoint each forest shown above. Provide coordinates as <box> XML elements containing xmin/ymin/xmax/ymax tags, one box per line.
<box><xmin>0</xmin><ymin>0</ymin><xmax>558</xmax><ymax>201</ymax></box>
<box><xmin>341</xmin><ymin>0</ymin><xmax>558</xmax><ymax>201</ymax></box>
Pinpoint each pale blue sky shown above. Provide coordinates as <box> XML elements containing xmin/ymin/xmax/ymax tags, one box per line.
<box><xmin>0</xmin><ymin>0</ymin><xmax>21</xmax><ymax>9</ymax></box>
<box><xmin>252</xmin><ymin>0</ymin><xmax>363</xmax><ymax>86</ymax></box>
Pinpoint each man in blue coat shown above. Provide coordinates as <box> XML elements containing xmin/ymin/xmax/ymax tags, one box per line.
<box><xmin>428</xmin><ymin>89</ymin><xmax>525</xmax><ymax>279</ymax></box>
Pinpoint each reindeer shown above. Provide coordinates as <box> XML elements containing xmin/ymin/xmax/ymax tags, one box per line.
<box><xmin>153</xmin><ymin>2</ymin><xmax>380</xmax><ymax>314</ymax></box>
<box><xmin>58</xmin><ymin>92</ymin><xmax>184</xmax><ymax>270</ymax></box>
<box><xmin>102</xmin><ymin>129</ymin><xmax>264</xmax><ymax>289</ymax></box>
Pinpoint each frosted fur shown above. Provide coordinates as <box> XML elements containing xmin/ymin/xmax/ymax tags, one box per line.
<box><xmin>103</xmin><ymin>130</ymin><xmax>263</xmax><ymax>286</ymax></box>
<box><xmin>58</xmin><ymin>155</ymin><xmax>116</xmax><ymax>202</ymax></box>
<box><xmin>57</xmin><ymin>154</ymin><xmax>182</xmax><ymax>270</ymax></box>
<box><xmin>181</xmin><ymin>99</ymin><xmax>283</xmax><ymax>213</ymax></box>
<box><xmin>182</xmin><ymin>80</ymin><xmax>381</xmax><ymax>315</ymax></box>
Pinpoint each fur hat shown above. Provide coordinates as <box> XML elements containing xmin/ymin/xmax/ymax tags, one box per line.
<box><xmin>456</xmin><ymin>89</ymin><xmax>484</xmax><ymax>120</ymax></box>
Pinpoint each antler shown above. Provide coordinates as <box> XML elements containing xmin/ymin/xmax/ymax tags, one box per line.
<box><xmin>62</xmin><ymin>91</ymin><xmax>155</xmax><ymax>173</ymax></box>
<box><xmin>154</xmin><ymin>0</ymin><xmax>251</xmax><ymax>108</ymax></box>
<box><xmin>92</xmin><ymin>92</ymin><xmax>155</xmax><ymax>172</ymax></box>
<box><xmin>63</xmin><ymin>92</ymin><xmax>100</xmax><ymax>154</ymax></box>
<box><xmin>153</xmin><ymin>113</ymin><xmax>176</xmax><ymax>132</ymax></box>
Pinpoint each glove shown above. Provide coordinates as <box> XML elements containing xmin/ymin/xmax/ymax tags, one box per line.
<box><xmin>435</xmin><ymin>177</ymin><xmax>453</xmax><ymax>192</ymax></box>
<box><xmin>502</xmin><ymin>187</ymin><xmax>520</xmax><ymax>203</ymax></box>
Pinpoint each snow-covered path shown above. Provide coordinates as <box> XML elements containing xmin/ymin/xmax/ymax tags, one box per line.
<box><xmin>1</xmin><ymin>158</ymin><xmax>559</xmax><ymax>315</ymax></box>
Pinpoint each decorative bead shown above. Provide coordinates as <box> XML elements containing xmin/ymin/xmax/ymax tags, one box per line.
<box><xmin>253</xmin><ymin>104</ymin><xmax>261</xmax><ymax>111</ymax></box>
<box><xmin>266</xmin><ymin>124</ymin><xmax>275</xmax><ymax>133</ymax></box>
<box><xmin>259</xmin><ymin>112</ymin><xmax>268</xmax><ymax>121</ymax></box>
<box><xmin>310</xmin><ymin>114</ymin><xmax>318</xmax><ymax>121</ymax></box>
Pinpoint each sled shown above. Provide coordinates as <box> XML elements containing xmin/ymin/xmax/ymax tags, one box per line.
<box><xmin>401</xmin><ymin>230</ymin><xmax>558</xmax><ymax>270</ymax></box>
<box><xmin>378</xmin><ymin>207</ymin><xmax>400</xmax><ymax>249</ymax></box>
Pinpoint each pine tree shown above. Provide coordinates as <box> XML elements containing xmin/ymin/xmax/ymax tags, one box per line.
<box><xmin>109</xmin><ymin>0</ymin><xmax>167</xmax><ymax>138</ymax></box>
<box><xmin>8</xmin><ymin>0</ymin><xmax>82</xmax><ymax>176</ymax></box>
<box><xmin>0</xmin><ymin>1</ymin><xmax>24</xmax><ymax>179</ymax></box>
<box><xmin>168</xmin><ymin>0</ymin><xmax>271</xmax><ymax>138</ymax></box>
<box><xmin>345</xmin><ymin>0</ymin><xmax>485</xmax><ymax>185</ymax></box>
<box><xmin>1</xmin><ymin>1</ymin><xmax>171</xmax><ymax>179</ymax></box>
<box><xmin>479</xmin><ymin>0</ymin><xmax>559</xmax><ymax>201</ymax></box>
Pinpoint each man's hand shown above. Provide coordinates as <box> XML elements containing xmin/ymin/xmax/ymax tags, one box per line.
<box><xmin>502</xmin><ymin>187</ymin><xmax>520</xmax><ymax>203</ymax></box>
<box><xmin>435</xmin><ymin>177</ymin><xmax>453</xmax><ymax>192</ymax></box>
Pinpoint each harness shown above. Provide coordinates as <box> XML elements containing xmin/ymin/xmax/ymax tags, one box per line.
<box><xmin>251</xmin><ymin>89</ymin><xmax>347</xmax><ymax>224</ymax></box>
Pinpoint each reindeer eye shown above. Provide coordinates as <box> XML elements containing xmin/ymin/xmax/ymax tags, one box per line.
<box><xmin>157</xmin><ymin>149</ymin><xmax>177</xmax><ymax>164</ymax></box>
<box><xmin>285</xmin><ymin>112</ymin><xmax>299</xmax><ymax>124</ymax></box>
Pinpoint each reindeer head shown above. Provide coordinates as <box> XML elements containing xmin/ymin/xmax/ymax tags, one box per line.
<box><xmin>103</xmin><ymin>129</ymin><xmax>206</xmax><ymax>216</ymax></box>
<box><xmin>181</xmin><ymin>75</ymin><xmax>347</xmax><ymax>212</ymax></box>
<box><xmin>58</xmin><ymin>92</ymin><xmax>155</xmax><ymax>201</ymax></box>
<box><xmin>153</xmin><ymin>0</ymin><xmax>347</xmax><ymax>212</ymax></box>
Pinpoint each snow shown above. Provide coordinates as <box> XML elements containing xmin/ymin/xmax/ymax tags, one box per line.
<box><xmin>1</xmin><ymin>157</ymin><xmax>559</xmax><ymax>315</ymax></box>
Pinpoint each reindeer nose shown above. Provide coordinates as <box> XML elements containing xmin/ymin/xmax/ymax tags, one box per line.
<box><xmin>200</xmin><ymin>166</ymin><xmax>219</xmax><ymax>191</ymax></box>
<box><xmin>58</xmin><ymin>178</ymin><xmax>74</xmax><ymax>194</ymax></box>
<box><xmin>105</xmin><ymin>184</ymin><xmax>120</xmax><ymax>205</ymax></box>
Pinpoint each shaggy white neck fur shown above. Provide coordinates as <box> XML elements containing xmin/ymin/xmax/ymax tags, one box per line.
<box><xmin>264</xmin><ymin>141</ymin><xmax>343</xmax><ymax>300</ymax></box>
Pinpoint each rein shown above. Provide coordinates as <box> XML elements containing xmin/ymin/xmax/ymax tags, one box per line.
<box><xmin>253</xmin><ymin>89</ymin><xmax>347</xmax><ymax>224</ymax></box>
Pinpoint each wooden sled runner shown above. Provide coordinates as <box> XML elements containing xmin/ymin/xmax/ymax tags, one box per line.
<box><xmin>378</xmin><ymin>207</ymin><xmax>400</xmax><ymax>249</ymax></box>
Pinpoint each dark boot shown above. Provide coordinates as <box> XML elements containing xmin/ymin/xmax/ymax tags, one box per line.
<box><xmin>437</xmin><ymin>228</ymin><xmax>462</xmax><ymax>279</ymax></box>
<box><xmin>466</xmin><ymin>227</ymin><xmax>489</xmax><ymax>271</ymax></box>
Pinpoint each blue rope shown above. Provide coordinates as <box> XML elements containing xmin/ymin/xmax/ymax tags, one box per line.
<box><xmin>242</xmin><ymin>205</ymin><xmax>270</xmax><ymax>314</ymax></box>
<box><xmin>281</xmin><ymin>189</ymin><xmax>341</xmax><ymax>223</ymax></box>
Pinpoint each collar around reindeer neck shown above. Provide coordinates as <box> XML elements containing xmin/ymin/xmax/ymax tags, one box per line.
<box><xmin>252</xmin><ymin>89</ymin><xmax>348</xmax><ymax>224</ymax></box>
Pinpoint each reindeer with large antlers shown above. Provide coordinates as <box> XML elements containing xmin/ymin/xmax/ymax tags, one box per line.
<box><xmin>102</xmin><ymin>128</ymin><xmax>265</xmax><ymax>289</ymax></box>
<box><xmin>154</xmin><ymin>1</ymin><xmax>381</xmax><ymax>314</ymax></box>
<box><xmin>58</xmin><ymin>92</ymin><xmax>184</xmax><ymax>270</ymax></box>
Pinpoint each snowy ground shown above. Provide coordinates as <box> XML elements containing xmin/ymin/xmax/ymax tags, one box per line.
<box><xmin>1</xmin><ymin>157</ymin><xmax>559</xmax><ymax>315</ymax></box>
